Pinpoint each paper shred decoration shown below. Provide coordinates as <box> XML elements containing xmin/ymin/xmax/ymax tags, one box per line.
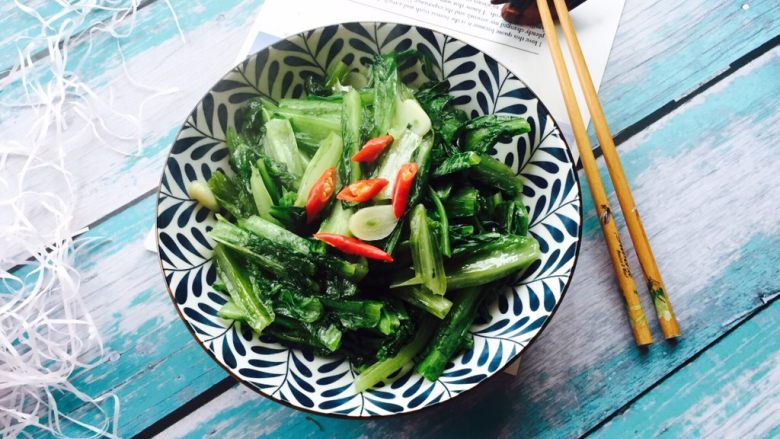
<box><xmin>0</xmin><ymin>1</ymin><xmax>184</xmax><ymax>437</ymax></box>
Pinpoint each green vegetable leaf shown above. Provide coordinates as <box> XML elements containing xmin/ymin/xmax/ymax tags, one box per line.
<box><xmin>461</xmin><ymin>115</ymin><xmax>530</xmax><ymax>154</ymax></box>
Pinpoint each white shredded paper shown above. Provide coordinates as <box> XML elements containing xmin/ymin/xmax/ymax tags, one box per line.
<box><xmin>0</xmin><ymin>1</ymin><xmax>183</xmax><ymax>437</ymax></box>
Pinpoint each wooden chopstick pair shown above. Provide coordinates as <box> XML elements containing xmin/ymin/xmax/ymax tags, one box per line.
<box><xmin>535</xmin><ymin>0</ymin><xmax>680</xmax><ymax>345</ymax></box>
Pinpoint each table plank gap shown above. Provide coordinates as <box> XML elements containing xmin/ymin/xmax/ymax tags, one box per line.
<box><xmin>582</xmin><ymin>291</ymin><xmax>780</xmax><ymax>438</ymax></box>
<box><xmin>588</xmin><ymin>295</ymin><xmax>780</xmax><ymax>438</ymax></box>
<box><xmin>137</xmin><ymin>377</ymin><xmax>238</xmax><ymax>438</ymax></box>
<box><xmin>0</xmin><ymin>0</ymin><xmax>159</xmax><ymax>79</ymax></box>
<box><xmin>608</xmin><ymin>33</ymin><xmax>780</xmax><ymax>148</ymax></box>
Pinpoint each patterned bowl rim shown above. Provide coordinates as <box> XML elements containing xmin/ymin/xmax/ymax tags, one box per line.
<box><xmin>155</xmin><ymin>20</ymin><xmax>584</xmax><ymax>419</ymax></box>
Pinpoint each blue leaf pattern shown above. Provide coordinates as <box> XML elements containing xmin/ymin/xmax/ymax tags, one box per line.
<box><xmin>158</xmin><ymin>23</ymin><xmax>582</xmax><ymax>417</ymax></box>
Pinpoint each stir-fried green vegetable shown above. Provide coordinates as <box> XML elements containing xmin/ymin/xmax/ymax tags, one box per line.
<box><xmin>371</xmin><ymin>53</ymin><xmax>399</xmax><ymax>138</ymax></box>
<box><xmin>409</xmin><ymin>204</ymin><xmax>447</xmax><ymax>295</ymax></box>
<box><xmin>197</xmin><ymin>51</ymin><xmax>540</xmax><ymax>392</ymax></box>
<box><xmin>444</xmin><ymin>186</ymin><xmax>479</xmax><ymax>219</ymax></box>
<box><xmin>213</xmin><ymin>245</ymin><xmax>274</xmax><ymax>334</ymax></box>
<box><xmin>432</xmin><ymin>151</ymin><xmax>481</xmax><ymax>177</ymax></box>
<box><xmin>318</xmin><ymin>200</ymin><xmax>353</xmax><ymax>236</ymax></box>
<box><xmin>462</xmin><ymin>115</ymin><xmax>531</xmax><ymax>154</ymax></box>
<box><xmin>208</xmin><ymin>170</ymin><xmax>256</xmax><ymax>219</ymax></box>
<box><xmin>391</xmin><ymin>285</ymin><xmax>453</xmax><ymax>319</ymax></box>
<box><xmin>217</xmin><ymin>299</ymin><xmax>245</xmax><ymax>321</ymax></box>
<box><xmin>445</xmin><ymin>235</ymin><xmax>540</xmax><ymax>289</ymax></box>
<box><xmin>321</xmin><ymin>298</ymin><xmax>383</xmax><ymax>330</ymax></box>
<box><xmin>427</xmin><ymin>188</ymin><xmax>451</xmax><ymax>257</ymax></box>
<box><xmin>264</xmin><ymin>118</ymin><xmax>307</xmax><ymax>178</ymax></box>
<box><xmin>269</xmin><ymin>315</ymin><xmax>342</xmax><ymax>353</ymax></box>
<box><xmin>469</xmin><ymin>153</ymin><xmax>523</xmax><ymax>196</ymax></box>
<box><xmin>295</xmin><ymin>132</ymin><xmax>344</xmax><ymax>207</ymax></box>
<box><xmin>341</xmin><ymin>88</ymin><xmax>364</xmax><ymax>185</ymax></box>
<box><xmin>417</xmin><ymin>287</ymin><xmax>482</xmax><ymax>380</ymax></box>
<box><xmin>354</xmin><ymin>317</ymin><xmax>436</xmax><ymax>392</ymax></box>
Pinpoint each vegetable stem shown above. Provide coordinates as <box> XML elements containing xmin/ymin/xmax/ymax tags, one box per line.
<box><xmin>432</xmin><ymin>151</ymin><xmax>481</xmax><ymax>178</ymax></box>
<box><xmin>249</xmin><ymin>166</ymin><xmax>281</xmax><ymax>224</ymax></box>
<box><xmin>371</xmin><ymin>54</ymin><xmax>399</xmax><ymax>137</ymax></box>
<box><xmin>217</xmin><ymin>299</ymin><xmax>245</xmax><ymax>321</ymax></box>
<box><xmin>447</xmin><ymin>235</ymin><xmax>540</xmax><ymax>289</ymax></box>
<box><xmin>296</xmin><ymin>133</ymin><xmax>344</xmax><ymax>207</ymax></box>
<box><xmin>321</xmin><ymin>298</ymin><xmax>383</xmax><ymax>330</ymax></box>
<box><xmin>409</xmin><ymin>204</ymin><xmax>447</xmax><ymax>295</ymax></box>
<box><xmin>470</xmin><ymin>154</ymin><xmax>523</xmax><ymax>196</ymax></box>
<box><xmin>265</xmin><ymin>118</ymin><xmax>307</xmax><ymax>178</ymax></box>
<box><xmin>462</xmin><ymin>115</ymin><xmax>530</xmax><ymax>154</ymax></box>
<box><xmin>355</xmin><ymin>317</ymin><xmax>436</xmax><ymax>393</ymax></box>
<box><xmin>391</xmin><ymin>286</ymin><xmax>453</xmax><ymax>319</ymax></box>
<box><xmin>417</xmin><ymin>287</ymin><xmax>481</xmax><ymax>381</ymax></box>
<box><xmin>444</xmin><ymin>186</ymin><xmax>478</xmax><ymax>219</ymax></box>
<box><xmin>428</xmin><ymin>188</ymin><xmax>451</xmax><ymax>257</ymax></box>
<box><xmin>341</xmin><ymin>89</ymin><xmax>364</xmax><ymax>185</ymax></box>
<box><xmin>213</xmin><ymin>245</ymin><xmax>275</xmax><ymax>334</ymax></box>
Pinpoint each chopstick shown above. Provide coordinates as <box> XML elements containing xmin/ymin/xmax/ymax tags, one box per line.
<box><xmin>534</xmin><ymin>0</ymin><xmax>653</xmax><ymax>346</ymax></box>
<box><xmin>548</xmin><ymin>0</ymin><xmax>680</xmax><ymax>339</ymax></box>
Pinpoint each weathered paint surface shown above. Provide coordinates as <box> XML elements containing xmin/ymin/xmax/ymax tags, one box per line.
<box><xmin>592</xmin><ymin>298</ymin><xmax>780</xmax><ymax>439</ymax></box>
<box><xmin>5</xmin><ymin>0</ymin><xmax>779</xmax><ymax>437</ymax></box>
<box><xmin>0</xmin><ymin>0</ymin><xmax>264</xmax><ymax>263</ymax></box>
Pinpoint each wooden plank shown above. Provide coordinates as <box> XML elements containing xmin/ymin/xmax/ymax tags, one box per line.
<box><xmin>0</xmin><ymin>1</ymin><xmax>92</xmax><ymax>70</ymax></box>
<box><xmin>0</xmin><ymin>0</ymin><xmax>263</xmax><ymax>264</ymax></box>
<box><xmin>0</xmin><ymin>0</ymin><xmax>258</xmax><ymax>435</ymax></box>
<box><xmin>0</xmin><ymin>0</ymin><xmax>151</xmax><ymax>74</ymax></box>
<box><xmin>150</xmin><ymin>48</ymin><xmax>779</xmax><ymax>436</ymax></box>
<box><xmin>2</xmin><ymin>0</ymin><xmax>777</xmax><ymax>269</ymax></box>
<box><xmin>23</xmin><ymin>195</ymin><xmax>229</xmax><ymax>437</ymax></box>
<box><xmin>598</xmin><ymin>0</ymin><xmax>780</xmax><ymax>137</ymax></box>
<box><xmin>591</xmin><ymin>297</ymin><xmax>780</xmax><ymax>439</ymax></box>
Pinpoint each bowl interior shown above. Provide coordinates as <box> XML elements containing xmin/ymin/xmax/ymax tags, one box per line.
<box><xmin>157</xmin><ymin>22</ymin><xmax>582</xmax><ymax>417</ymax></box>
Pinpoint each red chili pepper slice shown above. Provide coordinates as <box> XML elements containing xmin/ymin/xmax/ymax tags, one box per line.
<box><xmin>351</xmin><ymin>135</ymin><xmax>394</xmax><ymax>162</ymax></box>
<box><xmin>305</xmin><ymin>167</ymin><xmax>336</xmax><ymax>223</ymax></box>
<box><xmin>313</xmin><ymin>233</ymin><xmax>394</xmax><ymax>262</ymax></box>
<box><xmin>336</xmin><ymin>178</ymin><xmax>389</xmax><ymax>202</ymax></box>
<box><xmin>392</xmin><ymin>163</ymin><xmax>418</xmax><ymax>218</ymax></box>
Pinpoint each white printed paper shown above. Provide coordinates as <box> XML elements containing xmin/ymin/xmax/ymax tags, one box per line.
<box><xmin>144</xmin><ymin>227</ymin><xmax>158</xmax><ymax>253</ymax></box>
<box><xmin>352</xmin><ymin>0</ymin><xmax>548</xmax><ymax>54</ymax></box>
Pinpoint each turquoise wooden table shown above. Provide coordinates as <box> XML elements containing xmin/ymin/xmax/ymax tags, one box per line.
<box><xmin>3</xmin><ymin>0</ymin><xmax>779</xmax><ymax>437</ymax></box>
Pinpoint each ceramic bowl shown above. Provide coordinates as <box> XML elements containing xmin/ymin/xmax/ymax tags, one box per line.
<box><xmin>156</xmin><ymin>22</ymin><xmax>582</xmax><ymax>417</ymax></box>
